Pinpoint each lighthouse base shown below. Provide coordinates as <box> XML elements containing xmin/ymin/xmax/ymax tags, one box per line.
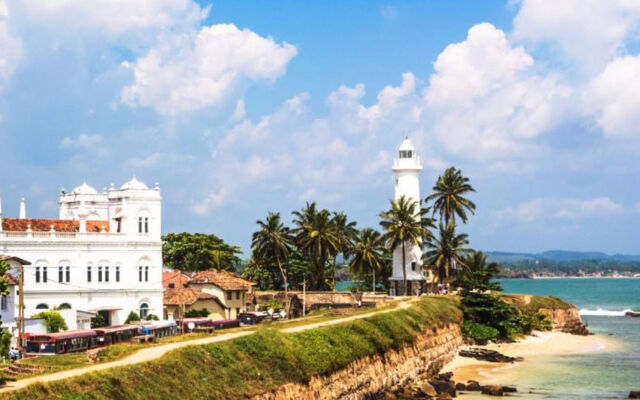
<box><xmin>389</xmin><ymin>279</ymin><xmax>426</xmax><ymax>296</ymax></box>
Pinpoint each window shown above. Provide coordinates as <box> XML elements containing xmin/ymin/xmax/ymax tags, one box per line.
<box><xmin>36</xmin><ymin>267</ymin><xmax>40</xmax><ymax>283</ymax></box>
<box><xmin>144</xmin><ymin>217</ymin><xmax>149</xmax><ymax>233</ymax></box>
<box><xmin>138</xmin><ymin>266</ymin><xmax>143</xmax><ymax>282</ymax></box>
<box><xmin>138</xmin><ymin>217</ymin><xmax>143</xmax><ymax>233</ymax></box>
<box><xmin>58</xmin><ymin>303</ymin><xmax>71</xmax><ymax>310</ymax></box>
<box><xmin>66</xmin><ymin>266</ymin><xmax>70</xmax><ymax>283</ymax></box>
<box><xmin>144</xmin><ymin>266</ymin><xmax>149</xmax><ymax>282</ymax></box>
<box><xmin>58</xmin><ymin>267</ymin><xmax>63</xmax><ymax>283</ymax></box>
<box><xmin>116</xmin><ymin>266</ymin><xmax>120</xmax><ymax>282</ymax></box>
<box><xmin>236</xmin><ymin>307</ymin><xmax>240</xmax><ymax>317</ymax></box>
<box><xmin>168</xmin><ymin>283</ymin><xmax>175</xmax><ymax>288</ymax></box>
<box><xmin>98</xmin><ymin>266</ymin><xmax>103</xmax><ymax>283</ymax></box>
<box><xmin>1</xmin><ymin>295</ymin><xmax>6</xmax><ymax>311</ymax></box>
<box><xmin>411</xmin><ymin>262</ymin><xmax>417</xmax><ymax>271</ymax></box>
<box><xmin>35</xmin><ymin>303</ymin><xmax>48</xmax><ymax>310</ymax></box>
<box><xmin>87</xmin><ymin>266</ymin><xmax>92</xmax><ymax>282</ymax></box>
<box><xmin>43</xmin><ymin>267</ymin><xmax>48</xmax><ymax>283</ymax></box>
<box><xmin>236</xmin><ymin>291</ymin><xmax>240</xmax><ymax>300</ymax></box>
<box><xmin>227</xmin><ymin>291</ymin><xmax>232</xmax><ymax>301</ymax></box>
<box><xmin>139</xmin><ymin>303</ymin><xmax>149</xmax><ymax>319</ymax></box>
<box><xmin>115</xmin><ymin>217</ymin><xmax>121</xmax><ymax>233</ymax></box>
<box><xmin>105</xmin><ymin>266</ymin><xmax>110</xmax><ymax>282</ymax></box>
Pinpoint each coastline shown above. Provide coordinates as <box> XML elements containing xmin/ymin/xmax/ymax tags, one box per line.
<box><xmin>441</xmin><ymin>331</ymin><xmax>615</xmax><ymax>397</ymax></box>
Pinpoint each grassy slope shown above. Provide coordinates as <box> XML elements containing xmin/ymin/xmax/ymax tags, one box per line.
<box><xmin>1</xmin><ymin>298</ymin><xmax>461</xmax><ymax>400</ymax></box>
<box><xmin>500</xmin><ymin>294</ymin><xmax>573</xmax><ymax>313</ymax></box>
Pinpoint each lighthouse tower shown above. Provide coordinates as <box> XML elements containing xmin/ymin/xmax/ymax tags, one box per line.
<box><xmin>390</xmin><ymin>137</ymin><xmax>426</xmax><ymax>296</ymax></box>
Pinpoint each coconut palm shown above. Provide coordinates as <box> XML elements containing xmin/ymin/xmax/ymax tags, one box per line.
<box><xmin>460</xmin><ymin>251</ymin><xmax>502</xmax><ymax>292</ymax></box>
<box><xmin>330</xmin><ymin>211</ymin><xmax>358</xmax><ymax>289</ymax></box>
<box><xmin>423</xmin><ymin>222</ymin><xmax>473</xmax><ymax>286</ymax></box>
<box><xmin>426</xmin><ymin>167</ymin><xmax>476</xmax><ymax>225</ymax></box>
<box><xmin>292</xmin><ymin>203</ymin><xmax>341</xmax><ymax>290</ymax></box>
<box><xmin>251</xmin><ymin>212</ymin><xmax>294</xmax><ymax>313</ymax></box>
<box><xmin>379</xmin><ymin>196</ymin><xmax>429</xmax><ymax>296</ymax></box>
<box><xmin>348</xmin><ymin>228</ymin><xmax>385</xmax><ymax>292</ymax></box>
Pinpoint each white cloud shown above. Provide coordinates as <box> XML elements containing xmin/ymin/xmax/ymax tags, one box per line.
<box><xmin>59</xmin><ymin>134</ymin><xmax>104</xmax><ymax>149</ymax></box>
<box><xmin>424</xmin><ymin>23</ymin><xmax>569</xmax><ymax>158</ymax></box>
<box><xmin>499</xmin><ymin>197</ymin><xmax>626</xmax><ymax>223</ymax></box>
<box><xmin>584</xmin><ymin>55</ymin><xmax>640</xmax><ymax>138</ymax></box>
<box><xmin>121</xmin><ymin>23</ymin><xmax>297</xmax><ymax>115</ymax></box>
<box><xmin>512</xmin><ymin>0</ymin><xmax>640</xmax><ymax>72</ymax></box>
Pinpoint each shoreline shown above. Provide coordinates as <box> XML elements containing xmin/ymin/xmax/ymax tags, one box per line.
<box><xmin>498</xmin><ymin>276</ymin><xmax>640</xmax><ymax>280</ymax></box>
<box><xmin>440</xmin><ymin>331</ymin><xmax>615</xmax><ymax>394</ymax></box>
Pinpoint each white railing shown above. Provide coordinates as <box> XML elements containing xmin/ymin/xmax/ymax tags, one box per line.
<box><xmin>0</xmin><ymin>231</ymin><xmax>130</xmax><ymax>241</ymax></box>
<box><xmin>392</xmin><ymin>157</ymin><xmax>422</xmax><ymax>170</ymax></box>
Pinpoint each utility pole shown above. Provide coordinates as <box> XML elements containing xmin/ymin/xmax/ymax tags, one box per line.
<box><xmin>17</xmin><ymin>264</ymin><xmax>24</xmax><ymax>353</ymax></box>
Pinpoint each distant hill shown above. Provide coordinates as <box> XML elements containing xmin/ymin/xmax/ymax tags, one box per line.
<box><xmin>486</xmin><ymin>250</ymin><xmax>640</xmax><ymax>264</ymax></box>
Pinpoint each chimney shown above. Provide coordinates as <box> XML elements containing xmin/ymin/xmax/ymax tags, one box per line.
<box><xmin>19</xmin><ymin>197</ymin><xmax>26</xmax><ymax>219</ymax></box>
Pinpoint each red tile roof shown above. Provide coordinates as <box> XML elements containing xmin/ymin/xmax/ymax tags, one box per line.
<box><xmin>163</xmin><ymin>286</ymin><xmax>227</xmax><ymax>309</ymax></box>
<box><xmin>162</xmin><ymin>271</ymin><xmax>190</xmax><ymax>289</ymax></box>
<box><xmin>189</xmin><ymin>270</ymin><xmax>255</xmax><ymax>291</ymax></box>
<box><xmin>1</xmin><ymin>218</ymin><xmax>109</xmax><ymax>233</ymax></box>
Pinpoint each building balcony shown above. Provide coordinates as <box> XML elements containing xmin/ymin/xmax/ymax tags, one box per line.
<box><xmin>392</xmin><ymin>157</ymin><xmax>422</xmax><ymax>171</ymax></box>
<box><xmin>0</xmin><ymin>230</ymin><xmax>154</xmax><ymax>243</ymax></box>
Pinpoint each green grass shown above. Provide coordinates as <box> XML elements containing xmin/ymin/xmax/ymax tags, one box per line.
<box><xmin>0</xmin><ymin>297</ymin><xmax>461</xmax><ymax>400</ymax></box>
<box><xmin>500</xmin><ymin>293</ymin><xmax>573</xmax><ymax>313</ymax></box>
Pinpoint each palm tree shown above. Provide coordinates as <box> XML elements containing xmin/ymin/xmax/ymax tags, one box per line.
<box><xmin>251</xmin><ymin>212</ymin><xmax>294</xmax><ymax>314</ymax></box>
<box><xmin>348</xmin><ymin>228</ymin><xmax>385</xmax><ymax>292</ymax></box>
<box><xmin>460</xmin><ymin>251</ymin><xmax>502</xmax><ymax>292</ymax></box>
<box><xmin>331</xmin><ymin>211</ymin><xmax>358</xmax><ymax>289</ymax></box>
<box><xmin>379</xmin><ymin>196</ymin><xmax>428</xmax><ymax>296</ymax></box>
<box><xmin>292</xmin><ymin>203</ymin><xmax>341</xmax><ymax>290</ymax></box>
<box><xmin>426</xmin><ymin>166</ymin><xmax>476</xmax><ymax>225</ymax></box>
<box><xmin>423</xmin><ymin>222</ymin><xmax>473</xmax><ymax>287</ymax></box>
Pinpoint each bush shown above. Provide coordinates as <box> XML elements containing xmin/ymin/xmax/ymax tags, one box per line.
<box><xmin>461</xmin><ymin>321</ymin><xmax>499</xmax><ymax>344</ymax></box>
<box><xmin>184</xmin><ymin>308</ymin><xmax>210</xmax><ymax>318</ymax></box>
<box><xmin>91</xmin><ymin>314</ymin><xmax>107</xmax><ymax>329</ymax></box>
<box><xmin>0</xmin><ymin>329</ymin><xmax>12</xmax><ymax>358</ymax></box>
<box><xmin>145</xmin><ymin>314</ymin><xmax>159</xmax><ymax>321</ymax></box>
<box><xmin>32</xmin><ymin>311</ymin><xmax>68</xmax><ymax>333</ymax></box>
<box><xmin>125</xmin><ymin>311</ymin><xmax>141</xmax><ymax>324</ymax></box>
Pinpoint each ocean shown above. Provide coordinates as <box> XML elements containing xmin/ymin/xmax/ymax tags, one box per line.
<box><xmin>496</xmin><ymin>278</ymin><xmax>640</xmax><ymax>399</ymax></box>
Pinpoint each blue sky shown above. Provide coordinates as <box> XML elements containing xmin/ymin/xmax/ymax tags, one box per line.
<box><xmin>1</xmin><ymin>0</ymin><xmax>640</xmax><ymax>255</ymax></box>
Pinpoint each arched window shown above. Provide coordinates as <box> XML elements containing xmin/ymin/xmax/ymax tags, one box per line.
<box><xmin>58</xmin><ymin>303</ymin><xmax>72</xmax><ymax>310</ymax></box>
<box><xmin>139</xmin><ymin>303</ymin><xmax>149</xmax><ymax>319</ymax></box>
<box><xmin>35</xmin><ymin>303</ymin><xmax>49</xmax><ymax>310</ymax></box>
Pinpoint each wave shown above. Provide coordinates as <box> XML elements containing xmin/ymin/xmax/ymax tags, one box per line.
<box><xmin>579</xmin><ymin>308</ymin><xmax>635</xmax><ymax>316</ymax></box>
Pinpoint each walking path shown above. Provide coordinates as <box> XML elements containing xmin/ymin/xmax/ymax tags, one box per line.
<box><xmin>0</xmin><ymin>298</ymin><xmax>416</xmax><ymax>394</ymax></box>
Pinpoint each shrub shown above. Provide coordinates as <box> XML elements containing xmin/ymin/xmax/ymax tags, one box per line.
<box><xmin>184</xmin><ymin>308</ymin><xmax>210</xmax><ymax>318</ymax></box>
<box><xmin>461</xmin><ymin>321</ymin><xmax>499</xmax><ymax>344</ymax></box>
<box><xmin>91</xmin><ymin>314</ymin><xmax>107</xmax><ymax>329</ymax></box>
<box><xmin>145</xmin><ymin>314</ymin><xmax>159</xmax><ymax>321</ymax></box>
<box><xmin>125</xmin><ymin>311</ymin><xmax>141</xmax><ymax>324</ymax></box>
<box><xmin>32</xmin><ymin>311</ymin><xmax>68</xmax><ymax>333</ymax></box>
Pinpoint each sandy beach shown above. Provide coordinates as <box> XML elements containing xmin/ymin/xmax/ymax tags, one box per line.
<box><xmin>441</xmin><ymin>331</ymin><xmax>616</xmax><ymax>396</ymax></box>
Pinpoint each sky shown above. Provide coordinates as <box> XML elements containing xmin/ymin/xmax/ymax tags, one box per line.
<box><xmin>1</xmin><ymin>0</ymin><xmax>640</xmax><ymax>255</ymax></box>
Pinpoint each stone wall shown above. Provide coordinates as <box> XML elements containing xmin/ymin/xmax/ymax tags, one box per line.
<box><xmin>253</xmin><ymin>323</ymin><xmax>463</xmax><ymax>400</ymax></box>
<box><xmin>539</xmin><ymin>306</ymin><xmax>589</xmax><ymax>335</ymax></box>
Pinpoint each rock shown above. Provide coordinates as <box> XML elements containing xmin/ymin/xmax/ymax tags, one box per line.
<box><xmin>437</xmin><ymin>372</ymin><xmax>454</xmax><ymax>382</ymax></box>
<box><xmin>625</xmin><ymin>311</ymin><xmax>640</xmax><ymax>318</ymax></box>
<box><xmin>629</xmin><ymin>391</ymin><xmax>640</xmax><ymax>399</ymax></box>
<box><xmin>429</xmin><ymin>380</ymin><xmax>457</xmax><ymax>397</ymax></box>
<box><xmin>502</xmin><ymin>386</ymin><xmax>517</xmax><ymax>393</ymax></box>
<box><xmin>459</xmin><ymin>348</ymin><xmax>524</xmax><ymax>363</ymax></box>
<box><xmin>455</xmin><ymin>382</ymin><xmax>467</xmax><ymax>391</ymax></box>
<box><xmin>481</xmin><ymin>385</ymin><xmax>504</xmax><ymax>396</ymax></box>
<box><xmin>466</xmin><ymin>380</ymin><xmax>481</xmax><ymax>391</ymax></box>
<box><xmin>418</xmin><ymin>382</ymin><xmax>438</xmax><ymax>398</ymax></box>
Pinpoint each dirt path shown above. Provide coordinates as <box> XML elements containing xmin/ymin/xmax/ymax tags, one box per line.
<box><xmin>0</xmin><ymin>298</ymin><xmax>417</xmax><ymax>393</ymax></box>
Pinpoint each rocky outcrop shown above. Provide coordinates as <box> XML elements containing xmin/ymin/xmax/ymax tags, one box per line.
<box><xmin>538</xmin><ymin>307</ymin><xmax>589</xmax><ymax>335</ymax></box>
<box><xmin>458</xmin><ymin>348</ymin><xmax>523</xmax><ymax>363</ymax></box>
<box><xmin>253</xmin><ymin>323</ymin><xmax>463</xmax><ymax>400</ymax></box>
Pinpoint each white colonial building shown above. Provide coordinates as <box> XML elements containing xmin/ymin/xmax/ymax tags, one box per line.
<box><xmin>0</xmin><ymin>178</ymin><xmax>163</xmax><ymax>340</ymax></box>
<box><xmin>389</xmin><ymin>137</ymin><xmax>430</xmax><ymax>296</ymax></box>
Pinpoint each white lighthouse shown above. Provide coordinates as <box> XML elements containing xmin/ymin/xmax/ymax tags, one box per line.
<box><xmin>390</xmin><ymin>137</ymin><xmax>426</xmax><ymax>296</ymax></box>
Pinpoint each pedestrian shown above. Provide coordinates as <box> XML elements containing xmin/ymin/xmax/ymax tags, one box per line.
<box><xmin>9</xmin><ymin>347</ymin><xmax>18</xmax><ymax>363</ymax></box>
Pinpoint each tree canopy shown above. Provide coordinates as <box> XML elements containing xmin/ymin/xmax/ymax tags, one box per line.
<box><xmin>162</xmin><ymin>232</ymin><xmax>242</xmax><ymax>272</ymax></box>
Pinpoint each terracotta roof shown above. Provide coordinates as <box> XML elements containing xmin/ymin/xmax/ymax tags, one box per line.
<box><xmin>189</xmin><ymin>270</ymin><xmax>256</xmax><ymax>291</ymax></box>
<box><xmin>1</xmin><ymin>219</ymin><xmax>109</xmax><ymax>233</ymax></box>
<box><xmin>0</xmin><ymin>255</ymin><xmax>31</xmax><ymax>265</ymax></box>
<box><xmin>163</xmin><ymin>287</ymin><xmax>227</xmax><ymax>309</ymax></box>
<box><xmin>162</xmin><ymin>271</ymin><xmax>190</xmax><ymax>289</ymax></box>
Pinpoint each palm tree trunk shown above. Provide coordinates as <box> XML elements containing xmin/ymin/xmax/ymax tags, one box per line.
<box><xmin>332</xmin><ymin>256</ymin><xmax>337</xmax><ymax>290</ymax></box>
<box><xmin>372</xmin><ymin>267</ymin><xmax>376</xmax><ymax>294</ymax></box>
<box><xmin>402</xmin><ymin>241</ymin><xmax>407</xmax><ymax>296</ymax></box>
<box><xmin>275</xmin><ymin>254</ymin><xmax>289</xmax><ymax>318</ymax></box>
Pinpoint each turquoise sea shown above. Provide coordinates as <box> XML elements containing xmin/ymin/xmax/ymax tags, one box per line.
<box><xmin>497</xmin><ymin>278</ymin><xmax>640</xmax><ymax>399</ymax></box>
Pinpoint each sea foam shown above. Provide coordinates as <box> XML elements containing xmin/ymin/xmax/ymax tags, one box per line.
<box><xmin>579</xmin><ymin>308</ymin><xmax>634</xmax><ymax>316</ymax></box>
